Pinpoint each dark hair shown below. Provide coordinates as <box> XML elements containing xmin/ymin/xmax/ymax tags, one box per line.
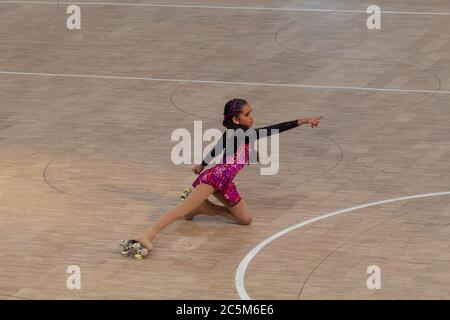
<box><xmin>222</xmin><ymin>98</ymin><xmax>248</xmax><ymax>129</ymax></box>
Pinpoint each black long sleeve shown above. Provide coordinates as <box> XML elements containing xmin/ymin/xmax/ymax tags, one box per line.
<box><xmin>201</xmin><ymin>131</ymin><xmax>227</xmax><ymax>166</ymax></box>
<box><xmin>201</xmin><ymin>120</ymin><xmax>299</xmax><ymax>166</ymax></box>
<box><xmin>254</xmin><ymin>120</ymin><xmax>299</xmax><ymax>139</ymax></box>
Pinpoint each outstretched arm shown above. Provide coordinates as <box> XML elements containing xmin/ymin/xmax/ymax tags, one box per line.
<box><xmin>255</xmin><ymin>116</ymin><xmax>323</xmax><ymax>139</ymax></box>
<box><xmin>192</xmin><ymin>116</ymin><xmax>323</xmax><ymax>173</ymax></box>
<box><xmin>298</xmin><ymin>116</ymin><xmax>323</xmax><ymax>128</ymax></box>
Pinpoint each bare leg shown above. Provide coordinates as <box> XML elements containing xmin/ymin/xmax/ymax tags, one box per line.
<box><xmin>228</xmin><ymin>199</ymin><xmax>253</xmax><ymax>225</ymax></box>
<box><xmin>206</xmin><ymin>199</ymin><xmax>240</xmax><ymax>223</ymax></box>
<box><xmin>133</xmin><ymin>184</ymin><xmax>216</xmax><ymax>249</ymax></box>
<box><xmin>184</xmin><ymin>191</ymin><xmax>253</xmax><ymax>226</ymax></box>
<box><xmin>184</xmin><ymin>197</ymin><xmax>238</xmax><ymax>222</ymax></box>
<box><xmin>184</xmin><ymin>199</ymin><xmax>214</xmax><ymax>220</ymax></box>
<box><xmin>211</xmin><ymin>192</ymin><xmax>253</xmax><ymax>225</ymax></box>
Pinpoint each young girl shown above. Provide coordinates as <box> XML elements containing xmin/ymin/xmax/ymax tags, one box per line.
<box><xmin>120</xmin><ymin>98</ymin><xmax>322</xmax><ymax>259</ymax></box>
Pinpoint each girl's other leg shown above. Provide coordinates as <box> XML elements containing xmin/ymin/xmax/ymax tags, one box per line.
<box><xmin>212</xmin><ymin>192</ymin><xmax>253</xmax><ymax>225</ymax></box>
<box><xmin>134</xmin><ymin>184</ymin><xmax>215</xmax><ymax>248</ymax></box>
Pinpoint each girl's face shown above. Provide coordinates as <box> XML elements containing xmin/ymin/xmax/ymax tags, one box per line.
<box><xmin>233</xmin><ymin>103</ymin><xmax>254</xmax><ymax>128</ymax></box>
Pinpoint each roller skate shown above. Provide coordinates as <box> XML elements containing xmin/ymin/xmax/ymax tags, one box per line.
<box><xmin>131</xmin><ymin>242</ymin><xmax>149</xmax><ymax>260</ymax></box>
<box><xmin>119</xmin><ymin>239</ymin><xmax>137</xmax><ymax>256</ymax></box>
<box><xmin>119</xmin><ymin>240</ymin><xmax>149</xmax><ymax>259</ymax></box>
<box><xmin>179</xmin><ymin>187</ymin><xmax>192</xmax><ymax>201</ymax></box>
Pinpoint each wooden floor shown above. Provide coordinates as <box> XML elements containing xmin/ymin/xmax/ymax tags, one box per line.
<box><xmin>1</xmin><ymin>0</ymin><xmax>449</xmax><ymax>300</ymax></box>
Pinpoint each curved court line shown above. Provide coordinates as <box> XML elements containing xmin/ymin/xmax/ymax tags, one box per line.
<box><xmin>169</xmin><ymin>83</ymin><xmax>216</xmax><ymax>120</ymax></box>
<box><xmin>42</xmin><ymin>131</ymin><xmax>129</xmax><ymax>196</ymax></box>
<box><xmin>296</xmin><ymin>197</ymin><xmax>448</xmax><ymax>299</ymax></box>
<box><xmin>1</xmin><ymin>1</ymin><xmax>450</xmax><ymax>16</ymax></box>
<box><xmin>235</xmin><ymin>191</ymin><xmax>450</xmax><ymax>300</ymax></box>
<box><xmin>255</xmin><ymin>134</ymin><xmax>344</xmax><ymax>198</ymax></box>
<box><xmin>274</xmin><ymin>134</ymin><xmax>344</xmax><ymax>192</ymax></box>
<box><xmin>43</xmin><ymin>146</ymin><xmax>78</xmax><ymax>195</ymax></box>
<box><xmin>1</xmin><ymin>70</ymin><xmax>450</xmax><ymax>95</ymax></box>
<box><xmin>42</xmin><ymin>138</ymin><xmax>102</xmax><ymax>195</ymax></box>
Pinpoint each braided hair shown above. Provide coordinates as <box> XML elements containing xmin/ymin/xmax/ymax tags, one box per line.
<box><xmin>222</xmin><ymin>98</ymin><xmax>248</xmax><ymax>129</ymax></box>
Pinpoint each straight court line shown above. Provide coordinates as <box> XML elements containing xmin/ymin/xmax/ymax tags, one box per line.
<box><xmin>235</xmin><ymin>191</ymin><xmax>450</xmax><ymax>300</ymax></box>
<box><xmin>1</xmin><ymin>1</ymin><xmax>450</xmax><ymax>16</ymax></box>
<box><xmin>1</xmin><ymin>70</ymin><xmax>450</xmax><ymax>95</ymax></box>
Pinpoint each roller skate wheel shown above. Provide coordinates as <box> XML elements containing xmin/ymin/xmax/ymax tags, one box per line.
<box><xmin>119</xmin><ymin>239</ymin><xmax>129</xmax><ymax>246</ymax></box>
<box><xmin>132</xmin><ymin>242</ymin><xmax>142</xmax><ymax>250</ymax></box>
<box><xmin>121</xmin><ymin>249</ymin><xmax>131</xmax><ymax>256</ymax></box>
<box><xmin>140</xmin><ymin>248</ymin><xmax>149</xmax><ymax>256</ymax></box>
<box><xmin>134</xmin><ymin>254</ymin><xmax>145</xmax><ymax>260</ymax></box>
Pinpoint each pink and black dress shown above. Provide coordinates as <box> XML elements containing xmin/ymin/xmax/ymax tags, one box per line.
<box><xmin>192</xmin><ymin>120</ymin><xmax>299</xmax><ymax>206</ymax></box>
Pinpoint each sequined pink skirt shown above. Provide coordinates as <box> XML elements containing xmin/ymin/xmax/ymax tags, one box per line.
<box><xmin>192</xmin><ymin>163</ymin><xmax>243</xmax><ymax>206</ymax></box>
<box><xmin>193</xmin><ymin>142</ymin><xmax>250</xmax><ymax>206</ymax></box>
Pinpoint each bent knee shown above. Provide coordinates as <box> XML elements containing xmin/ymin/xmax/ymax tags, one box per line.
<box><xmin>239</xmin><ymin>216</ymin><xmax>253</xmax><ymax>226</ymax></box>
